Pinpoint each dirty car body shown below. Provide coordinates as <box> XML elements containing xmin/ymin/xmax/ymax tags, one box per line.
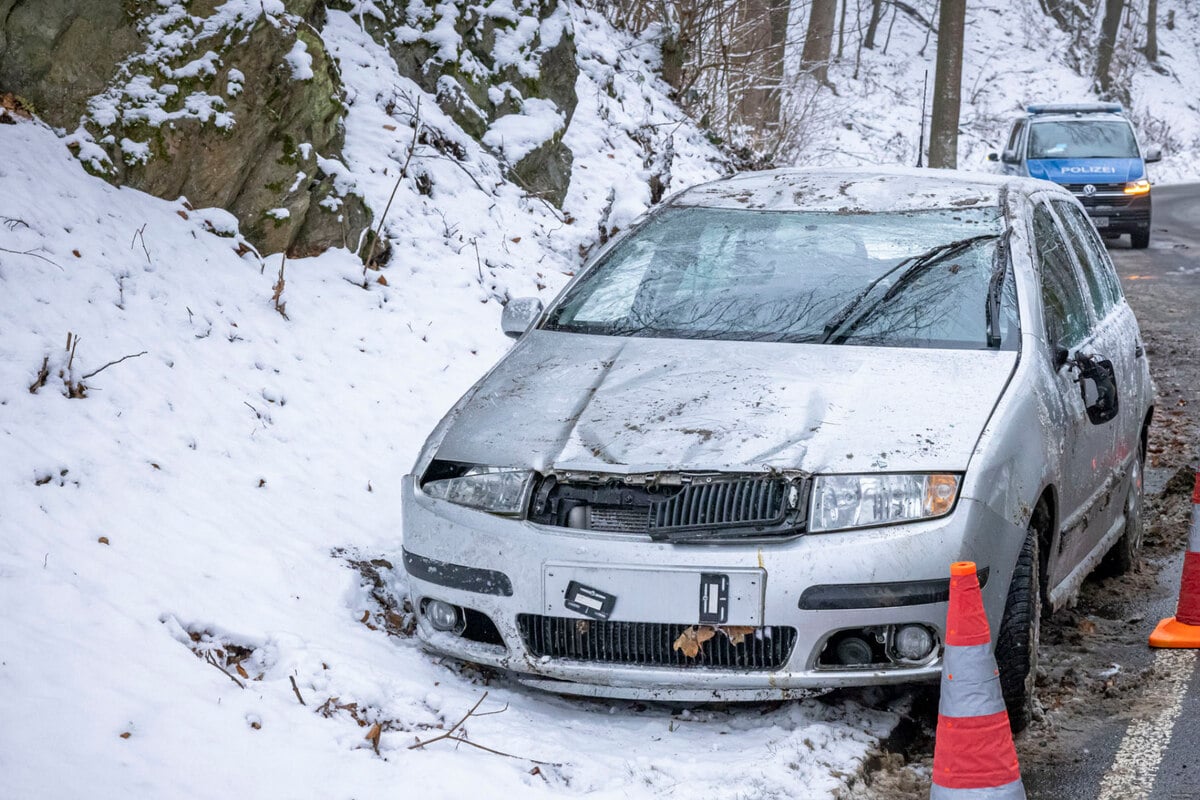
<box><xmin>401</xmin><ymin>168</ymin><xmax>1154</xmax><ymax>703</ymax></box>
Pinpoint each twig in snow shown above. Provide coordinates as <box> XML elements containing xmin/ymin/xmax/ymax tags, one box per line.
<box><xmin>0</xmin><ymin>246</ymin><xmax>64</xmax><ymax>270</ymax></box>
<box><xmin>271</xmin><ymin>255</ymin><xmax>288</xmax><ymax>319</ymax></box>
<box><xmin>361</xmin><ymin>95</ymin><xmax>422</xmax><ymax>275</ymax></box>
<box><xmin>1</xmin><ymin>216</ymin><xmax>28</xmax><ymax>230</ymax></box>
<box><xmin>471</xmin><ymin>238</ymin><xmax>484</xmax><ymax>283</ymax></box>
<box><xmin>407</xmin><ymin>692</ymin><xmax>556</xmax><ymax>764</ymax></box>
<box><xmin>130</xmin><ymin>224</ymin><xmax>151</xmax><ymax>264</ymax></box>
<box><xmin>80</xmin><ymin>351</ymin><xmax>148</xmax><ymax>381</ymax></box>
<box><xmin>204</xmin><ymin>651</ymin><xmax>245</xmax><ymax>689</ymax></box>
<box><xmin>289</xmin><ymin>675</ymin><xmax>307</xmax><ymax>706</ymax></box>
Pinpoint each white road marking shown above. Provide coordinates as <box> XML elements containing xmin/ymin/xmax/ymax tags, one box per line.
<box><xmin>1096</xmin><ymin>648</ymin><xmax>1198</xmax><ymax>800</ymax></box>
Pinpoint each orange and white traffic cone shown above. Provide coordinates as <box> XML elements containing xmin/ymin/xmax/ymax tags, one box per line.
<box><xmin>930</xmin><ymin>561</ymin><xmax>1025</xmax><ymax>799</ymax></box>
<box><xmin>1149</xmin><ymin>471</ymin><xmax>1200</xmax><ymax>649</ymax></box>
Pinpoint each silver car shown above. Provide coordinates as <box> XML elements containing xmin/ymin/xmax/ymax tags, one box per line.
<box><xmin>401</xmin><ymin>168</ymin><xmax>1152</xmax><ymax>731</ymax></box>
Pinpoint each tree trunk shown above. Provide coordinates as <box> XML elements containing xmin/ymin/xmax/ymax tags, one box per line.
<box><xmin>928</xmin><ymin>0</ymin><xmax>966</xmax><ymax>169</ymax></box>
<box><xmin>1095</xmin><ymin>0</ymin><xmax>1125</xmax><ymax>97</ymax></box>
<box><xmin>1145</xmin><ymin>0</ymin><xmax>1158</xmax><ymax>61</ymax></box>
<box><xmin>801</xmin><ymin>0</ymin><xmax>838</xmax><ymax>84</ymax></box>
<box><xmin>765</xmin><ymin>0</ymin><xmax>790</xmax><ymax>125</ymax></box>
<box><xmin>864</xmin><ymin>0</ymin><xmax>884</xmax><ymax>49</ymax></box>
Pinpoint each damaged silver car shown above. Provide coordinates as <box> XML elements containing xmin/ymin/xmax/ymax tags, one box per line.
<box><xmin>401</xmin><ymin>168</ymin><xmax>1153</xmax><ymax>731</ymax></box>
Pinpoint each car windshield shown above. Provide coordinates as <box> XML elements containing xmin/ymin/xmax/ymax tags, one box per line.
<box><xmin>543</xmin><ymin>206</ymin><xmax>1019</xmax><ymax>350</ymax></box>
<box><xmin>1027</xmin><ymin>120</ymin><xmax>1139</xmax><ymax>159</ymax></box>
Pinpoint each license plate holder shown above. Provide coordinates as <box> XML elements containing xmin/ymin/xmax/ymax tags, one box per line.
<box><xmin>1092</xmin><ymin>216</ymin><xmax>1110</xmax><ymax>228</ymax></box>
<box><xmin>563</xmin><ymin>581</ymin><xmax>617</xmax><ymax>621</ymax></box>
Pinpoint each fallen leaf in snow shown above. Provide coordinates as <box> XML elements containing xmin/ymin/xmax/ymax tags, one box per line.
<box><xmin>360</xmin><ymin>610</ymin><xmax>370</xmax><ymax>624</ymax></box>
<box><xmin>720</xmin><ymin>626</ymin><xmax>756</xmax><ymax>646</ymax></box>
<box><xmin>1078</xmin><ymin>618</ymin><xmax>1097</xmax><ymax>635</ymax></box>
<box><xmin>365</xmin><ymin>723</ymin><xmax>381</xmax><ymax>754</ymax></box>
<box><xmin>119</xmin><ymin>732</ymin><xmax>131</xmax><ymax>739</ymax></box>
<box><xmin>235</xmin><ymin>664</ymin><xmax>249</xmax><ymax>679</ymax></box>
<box><xmin>97</xmin><ymin>536</ymin><xmax>110</xmax><ymax>545</ymax></box>
<box><xmin>673</xmin><ymin>626</ymin><xmax>716</xmax><ymax>658</ymax></box>
<box><xmin>377</xmin><ymin>275</ymin><xmax>388</xmax><ymax>286</ymax></box>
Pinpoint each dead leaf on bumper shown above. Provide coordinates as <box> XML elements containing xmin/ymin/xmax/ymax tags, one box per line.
<box><xmin>673</xmin><ymin>626</ymin><xmax>716</xmax><ymax>657</ymax></box>
<box><xmin>719</xmin><ymin>626</ymin><xmax>757</xmax><ymax>646</ymax></box>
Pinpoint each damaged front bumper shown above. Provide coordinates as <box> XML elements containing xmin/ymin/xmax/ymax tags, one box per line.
<box><xmin>399</xmin><ymin>475</ymin><xmax>1019</xmax><ymax>700</ymax></box>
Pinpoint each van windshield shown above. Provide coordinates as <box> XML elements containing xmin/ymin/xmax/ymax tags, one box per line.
<box><xmin>543</xmin><ymin>206</ymin><xmax>1019</xmax><ymax>350</ymax></box>
<box><xmin>1028</xmin><ymin>120</ymin><xmax>1139</xmax><ymax>159</ymax></box>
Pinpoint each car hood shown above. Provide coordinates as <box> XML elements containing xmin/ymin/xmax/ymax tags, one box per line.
<box><xmin>1026</xmin><ymin>157</ymin><xmax>1144</xmax><ymax>183</ymax></box>
<box><xmin>434</xmin><ymin>331</ymin><xmax>1018</xmax><ymax>474</ymax></box>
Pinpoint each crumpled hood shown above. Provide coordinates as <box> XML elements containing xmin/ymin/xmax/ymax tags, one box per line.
<box><xmin>434</xmin><ymin>331</ymin><xmax>1018</xmax><ymax>474</ymax></box>
<box><xmin>1026</xmin><ymin>157</ymin><xmax>1144</xmax><ymax>184</ymax></box>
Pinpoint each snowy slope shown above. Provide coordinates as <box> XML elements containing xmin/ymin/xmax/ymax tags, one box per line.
<box><xmin>795</xmin><ymin>0</ymin><xmax>1200</xmax><ymax>184</ymax></box>
<box><xmin>0</xmin><ymin>7</ymin><xmax>902</xmax><ymax>798</ymax></box>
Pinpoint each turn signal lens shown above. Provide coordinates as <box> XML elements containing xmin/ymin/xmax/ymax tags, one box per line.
<box><xmin>1123</xmin><ymin>179</ymin><xmax>1151</xmax><ymax>195</ymax></box>
<box><xmin>925</xmin><ymin>474</ymin><xmax>960</xmax><ymax>516</ymax></box>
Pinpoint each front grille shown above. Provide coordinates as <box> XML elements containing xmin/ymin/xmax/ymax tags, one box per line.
<box><xmin>1063</xmin><ymin>182</ymin><xmax>1125</xmax><ymax>193</ymax></box>
<box><xmin>518</xmin><ymin>615</ymin><xmax>796</xmax><ymax>670</ymax></box>
<box><xmin>650</xmin><ymin>477</ymin><xmax>788</xmax><ymax>532</ymax></box>
<box><xmin>1077</xmin><ymin>194</ymin><xmax>1133</xmax><ymax>209</ymax></box>
<box><xmin>527</xmin><ymin>473</ymin><xmax>805</xmax><ymax>540</ymax></box>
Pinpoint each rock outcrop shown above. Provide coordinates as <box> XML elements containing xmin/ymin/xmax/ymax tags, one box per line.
<box><xmin>0</xmin><ymin>0</ymin><xmax>370</xmax><ymax>256</ymax></box>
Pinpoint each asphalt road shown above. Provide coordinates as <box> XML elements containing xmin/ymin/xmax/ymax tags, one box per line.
<box><xmin>1021</xmin><ymin>183</ymin><xmax>1200</xmax><ymax>800</ymax></box>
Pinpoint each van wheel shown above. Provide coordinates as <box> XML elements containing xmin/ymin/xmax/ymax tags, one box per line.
<box><xmin>1131</xmin><ymin>230</ymin><xmax>1150</xmax><ymax>249</ymax></box>
<box><xmin>1102</xmin><ymin>442</ymin><xmax>1145</xmax><ymax>575</ymax></box>
<box><xmin>996</xmin><ymin>526</ymin><xmax>1040</xmax><ymax>733</ymax></box>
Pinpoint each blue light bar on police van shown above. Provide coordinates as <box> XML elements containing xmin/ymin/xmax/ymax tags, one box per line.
<box><xmin>1026</xmin><ymin>102</ymin><xmax>1124</xmax><ymax>115</ymax></box>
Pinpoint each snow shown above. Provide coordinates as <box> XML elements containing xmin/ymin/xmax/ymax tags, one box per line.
<box><xmin>0</xmin><ymin>6</ymin><xmax>900</xmax><ymax>799</ymax></box>
<box><xmin>483</xmin><ymin>98</ymin><xmax>565</xmax><ymax>163</ymax></box>
<box><xmin>285</xmin><ymin>38</ymin><xmax>315</xmax><ymax>81</ymax></box>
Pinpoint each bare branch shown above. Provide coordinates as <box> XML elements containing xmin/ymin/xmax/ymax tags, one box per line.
<box><xmin>204</xmin><ymin>651</ymin><xmax>246</xmax><ymax>689</ymax></box>
<box><xmin>0</xmin><ymin>246</ymin><xmax>64</xmax><ymax>270</ymax></box>
<box><xmin>289</xmin><ymin>675</ymin><xmax>307</xmax><ymax>706</ymax></box>
<box><xmin>80</xmin><ymin>351</ymin><xmax>148</xmax><ymax>381</ymax></box>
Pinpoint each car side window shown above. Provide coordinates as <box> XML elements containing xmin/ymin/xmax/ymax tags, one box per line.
<box><xmin>1033</xmin><ymin>202</ymin><xmax>1091</xmax><ymax>349</ymax></box>
<box><xmin>1052</xmin><ymin>199</ymin><xmax>1125</xmax><ymax>312</ymax></box>
<box><xmin>1005</xmin><ymin>121</ymin><xmax>1025</xmax><ymax>157</ymax></box>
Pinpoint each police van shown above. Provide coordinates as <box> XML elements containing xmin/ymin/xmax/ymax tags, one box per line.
<box><xmin>989</xmin><ymin>103</ymin><xmax>1161</xmax><ymax>248</ymax></box>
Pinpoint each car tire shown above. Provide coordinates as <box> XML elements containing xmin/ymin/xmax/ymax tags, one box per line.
<box><xmin>1131</xmin><ymin>230</ymin><xmax>1150</xmax><ymax>249</ymax></box>
<box><xmin>1102</xmin><ymin>443</ymin><xmax>1145</xmax><ymax>575</ymax></box>
<box><xmin>996</xmin><ymin>526</ymin><xmax>1040</xmax><ymax>734</ymax></box>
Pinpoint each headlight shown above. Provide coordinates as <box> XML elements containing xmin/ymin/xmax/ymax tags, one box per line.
<box><xmin>1123</xmin><ymin>179</ymin><xmax>1151</xmax><ymax>195</ymax></box>
<box><xmin>809</xmin><ymin>473</ymin><xmax>960</xmax><ymax>532</ymax></box>
<box><xmin>421</xmin><ymin>463</ymin><xmax>534</xmax><ymax>515</ymax></box>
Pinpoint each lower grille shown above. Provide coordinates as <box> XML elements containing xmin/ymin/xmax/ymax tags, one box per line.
<box><xmin>518</xmin><ymin>615</ymin><xmax>796</xmax><ymax>670</ymax></box>
<box><xmin>650</xmin><ymin>477</ymin><xmax>788</xmax><ymax>532</ymax></box>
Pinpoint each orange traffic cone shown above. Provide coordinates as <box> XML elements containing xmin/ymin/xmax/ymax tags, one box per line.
<box><xmin>1149</xmin><ymin>471</ymin><xmax>1200</xmax><ymax>648</ymax></box>
<box><xmin>930</xmin><ymin>561</ymin><xmax>1025</xmax><ymax>799</ymax></box>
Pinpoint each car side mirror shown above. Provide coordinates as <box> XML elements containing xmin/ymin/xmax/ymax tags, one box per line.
<box><xmin>1001</xmin><ymin>152</ymin><xmax>1019</xmax><ymax>164</ymax></box>
<box><xmin>1144</xmin><ymin>146</ymin><xmax>1162</xmax><ymax>163</ymax></box>
<box><xmin>1073</xmin><ymin>353</ymin><xmax>1120</xmax><ymax>425</ymax></box>
<box><xmin>501</xmin><ymin>297</ymin><xmax>544</xmax><ymax>339</ymax></box>
<box><xmin>987</xmin><ymin>152</ymin><xmax>1000</xmax><ymax>162</ymax></box>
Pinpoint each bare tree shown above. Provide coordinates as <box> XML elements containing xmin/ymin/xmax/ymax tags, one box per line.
<box><xmin>1095</xmin><ymin>0</ymin><xmax>1126</xmax><ymax>97</ymax></box>
<box><xmin>863</xmin><ymin>0</ymin><xmax>884</xmax><ymax>48</ymax></box>
<box><xmin>1144</xmin><ymin>0</ymin><xmax>1158</xmax><ymax>60</ymax></box>
<box><xmin>801</xmin><ymin>0</ymin><xmax>839</xmax><ymax>85</ymax></box>
<box><xmin>928</xmin><ymin>0</ymin><xmax>966</xmax><ymax>168</ymax></box>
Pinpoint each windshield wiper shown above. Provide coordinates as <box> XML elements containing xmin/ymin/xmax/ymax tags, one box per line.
<box><xmin>985</xmin><ymin>227</ymin><xmax>1014</xmax><ymax>348</ymax></box>
<box><xmin>821</xmin><ymin>233</ymin><xmax>1001</xmax><ymax>344</ymax></box>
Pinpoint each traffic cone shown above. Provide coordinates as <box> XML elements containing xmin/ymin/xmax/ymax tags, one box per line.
<box><xmin>1149</xmin><ymin>471</ymin><xmax>1200</xmax><ymax>648</ymax></box>
<box><xmin>930</xmin><ymin>561</ymin><xmax>1025</xmax><ymax>799</ymax></box>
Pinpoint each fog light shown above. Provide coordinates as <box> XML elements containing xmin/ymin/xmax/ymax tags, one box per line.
<box><xmin>835</xmin><ymin>636</ymin><xmax>874</xmax><ymax>666</ymax></box>
<box><xmin>425</xmin><ymin>599</ymin><xmax>462</xmax><ymax>632</ymax></box>
<box><xmin>893</xmin><ymin>624</ymin><xmax>936</xmax><ymax>661</ymax></box>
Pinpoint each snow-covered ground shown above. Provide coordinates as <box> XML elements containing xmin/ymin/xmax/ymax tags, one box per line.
<box><xmin>793</xmin><ymin>0</ymin><xmax>1200</xmax><ymax>184</ymax></box>
<box><xmin>0</xmin><ymin>7</ymin><xmax>902</xmax><ymax>798</ymax></box>
<box><xmin>5</xmin><ymin>1</ymin><xmax>1198</xmax><ymax>796</ymax></box>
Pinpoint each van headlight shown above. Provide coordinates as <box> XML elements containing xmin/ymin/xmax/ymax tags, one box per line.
<box><xmin>809</xmin><ymin>473</ymin><xmax>960</xmax><ymax>532</ymax></box>
<box><xmin>420</xmin><ymin>462</ymin><xmax>534</xmax><ymax>515</ymax></box>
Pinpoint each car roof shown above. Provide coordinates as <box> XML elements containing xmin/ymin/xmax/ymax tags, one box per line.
<box><xmin>1027</xmin><ymin>112</ymin><xmax>1129</xmax><ymax>124</ymax></box>
<box><xmin>670</xmin><ymin>167</ymin><xmax>1058</xmax><ymax>214</ymax></box>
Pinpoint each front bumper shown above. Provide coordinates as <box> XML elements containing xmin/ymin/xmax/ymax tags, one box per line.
<box><xmin>1070</xmin><ymin>188</ymin><xmax>1151</xmax><ymax>234</ymax></box>
<box><xmin>400</xmin><ymin>476</ymin><xmax>1022</xmax><ymax>700</ymax></box>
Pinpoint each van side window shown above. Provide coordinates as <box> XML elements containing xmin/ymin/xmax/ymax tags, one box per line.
<box><xmin>1033</xmin><ymin>202</ymin><xmax>1091</xmax><ymax>349</ymax></box>
<box><xmin>1052</xmin><ymin>199</ymin><xmax>1125</xmax><ymax>312</ymax></box>
<box><xmin>1005</xmin><ymin>121</ymin><xmax>1025</xmax><ymax>156</ymax></box>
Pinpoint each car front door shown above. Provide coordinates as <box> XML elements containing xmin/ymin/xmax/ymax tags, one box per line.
<box><xmin>1031</xmin><ymin>199</ymin><xmax>1118</xmax><ymax>593</ymax></box>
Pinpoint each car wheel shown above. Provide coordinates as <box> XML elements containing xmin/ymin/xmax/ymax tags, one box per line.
<box><xmin>1103</xmin><ymin>443</ymin><xmax>1145</xmax><ymax>575</ymax></box>
<box><xmin>1131</xmin><ymin>230</ymin><xmax>1150</xmax><ymax>249</ymax></box>
<box><xmin>996</xmin><ymin>526</ymin><xmax>1040</xmax><ymax>733</ymax></box>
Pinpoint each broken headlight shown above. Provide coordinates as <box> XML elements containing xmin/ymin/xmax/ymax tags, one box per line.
<box><xmin>809</xmin><ymin>473</ymin><xmax>960</xmax><ymax>532</ymax></box>
<box><xmin>421</xmin><ymin>462</ymin><xmax>534</xmax><ymax>515</ymax></box>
